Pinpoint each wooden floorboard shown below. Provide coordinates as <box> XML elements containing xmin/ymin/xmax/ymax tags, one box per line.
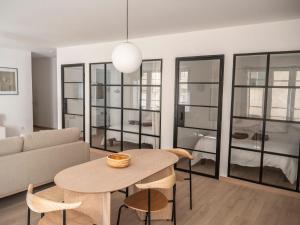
<box><xmin>1</xmin><ymin>149</ymin><xmax>300</xmax><ymax>225</ymax></box>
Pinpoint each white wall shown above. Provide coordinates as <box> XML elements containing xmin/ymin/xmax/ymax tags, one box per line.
<box><xmin>32</xmin><ymin>57</ymin><xmax>57</xmax><ymax>129</ymax></box>
<box><xmin>57</xmin><ymin>19</ymin><xmax>300</xmax><ymax>177</ymax></box>
<box><xmin>0</xmin><ymin>47</ymin><xmax>33</xmax><ymax>136</ymax></box>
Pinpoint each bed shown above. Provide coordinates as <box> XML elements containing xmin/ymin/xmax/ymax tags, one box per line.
<box><xmin>192</xmin><ymin>135</ymin><xmax>299</xmax><ymax>184</ymax></box>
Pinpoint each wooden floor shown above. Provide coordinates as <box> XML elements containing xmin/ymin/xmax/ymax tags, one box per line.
<box><xmin>1</xmin><ymin>150</ymin><xmax>300</xmax><ymax>225</ymax></box>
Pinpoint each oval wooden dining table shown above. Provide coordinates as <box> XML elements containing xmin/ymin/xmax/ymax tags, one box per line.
<box><xmin>54</xmin><ymin>149</ymin><xmax>178</xmax><ymax>225</ymax></box>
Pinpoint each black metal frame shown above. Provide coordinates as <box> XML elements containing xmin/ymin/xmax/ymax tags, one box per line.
<box><xmin>173</xmin><ymin>55</ymin><xmax>224</xmax><ymax>179</ymax></box>
<box><xmin>89</xmin><ymin>59</ymin><xmax>162</xmax><ymax>152</ymax></box>
<box><xmin>228</xmin><ymin>50</ymin><xmax>300</xmax><ymax>192</ymax></box>
<box><xmin>61</xmin><ymin>63</ymin><xmax>85</xmax><ymax>141</ymax></box>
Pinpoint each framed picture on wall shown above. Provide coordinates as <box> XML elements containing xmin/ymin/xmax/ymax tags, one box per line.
<box><xmin>0</xmin><ymin>67</ymin><xmax>18</xmax><ymax>95</ymax></box>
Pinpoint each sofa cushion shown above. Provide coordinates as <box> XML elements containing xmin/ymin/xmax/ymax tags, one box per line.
<box><xmin>0</xmin><ymin>136</ymin><xmax>23</xmax><ymax>156</ymax></box>
<box><xmin>23</xmin><ymin>128</ymin><xmax>80</xmax><ymax>151</ymax></box>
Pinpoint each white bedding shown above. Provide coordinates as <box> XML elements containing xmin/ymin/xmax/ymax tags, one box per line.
<box><xmin>192</xmin><ymin>136</ymin><xmax>299</xmax><ymax>184</ymax></box>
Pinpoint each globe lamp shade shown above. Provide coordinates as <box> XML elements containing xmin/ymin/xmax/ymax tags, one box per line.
<box><xmin>112</xmin><ymin>42</ymin><xmax>142</xmax><ymax>73</ymax></box>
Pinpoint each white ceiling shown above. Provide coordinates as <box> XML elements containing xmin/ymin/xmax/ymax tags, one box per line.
<box><xmin>0</xmin><ymin>0</ymin><xmax>299</xmax><ymax>56</ymax></box>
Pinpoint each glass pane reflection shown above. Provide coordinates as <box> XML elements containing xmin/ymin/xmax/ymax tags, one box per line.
<box><xmin>106</xmin><ymin>86</ymin><xmax>121</xmax><ymax>107</ymax></box>
<box><xmin>141</xmin><ymin>135</ymin><xmax>159</xmax><ymax>149</ymax></box>
<box><xmin>177</xmin><ymin>106</ymin><xmax>218</xmax><ymax>130</ymax></box>
<box><xmin>234</xmin><ymin>87</ymin><xmax>264</xmax><ymax>118</ymax></box>
<box><xmin>264</xmin><ymin>121</ymin><xmax>300</xmax><ymax>156</ymax></box>
<box><xmin>106</xmin><ymin>130</ymin><xmax>121</xmax><ymax>152</ymax></box>
<box><xmin>230</xmin><ymin>148</ymin><xmax>261</xmax><ymax>182</ymax></box>
<box><xmin>177</xmin><ymin>127</ymin><xmax>216</xmax><ymax>152</ymax></box>
<box><xmin>262</xmin><ymin>154</ymin><xmax>298</xmax><ymax>190</ymax></box>
<box><xmin>91</xmin><ymin>128</ymin><xmax>105</xmax><ymax>149</ymax></box>
<box><xmin>123</xmin><ymin>86</ymin><xmax>140</xmax><ymax>109</ymax></box>
<box><xmin>90</xmin><ymin>64</ymin><xmax>104</xmax><ymax>85</ymax></box>
<box><xmin>141</xmin><ymin>111</ymin><xmax>160</xmax><ymax>136</ymax></box>
<box><xmin>142</xmin><ymin>60</ymin><xmax>161</xmax><ymax>85</ymax></box>
<box><xmin>179</xmin><ymin>60</ymin><xmax>220</xmax><ymax>83</ymax></box>
<box><xmin>234</xmin><ymin>55</ymin><xmax>267</xmax><ymax>86</ymax></box>
<box><xmin>231</xmin><ymin>118</ymin><xmax>263</xmax><ymax>150</ymax></box>
<box><xmin>179</xmin><ymin>83</ymin><xmax>218</xmax><ymax>106</ymax></box>
<box><xmin>64</xmin><ymin>66</ymin><xmax>83</xmax><ymax>82</ymax></box>
<box><xmin>91</xmin><ymin>107</ymin><xmax>105</xmax><ymax>127</ymax></box>
<box><xmin>123</xmin><ymin>110</ymin><xmax>140</xmax><ymax>133</ymax></box>
<box><xmin>106</xmin><ymin>108</ymin><xmax>121</xmax><ymax>130</ymax></box>
<box><xmin>106</xmin><ymin>63</ymin><xmax>121</xmax><ymax>84</ymax></box>
<box><xmin>91</xmin><ymin>85</ymin><xmax>105</xmax><ymax>106</ymax></box>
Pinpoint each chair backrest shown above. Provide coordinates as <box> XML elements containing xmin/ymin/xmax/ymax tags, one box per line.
<box><xmin>26</xmin><ymin>184</ymin><xmax>81</xmax><ymax>214</ymax></box>
<box><xmin>164</xmin><ymin>148</ymin><xmax>193</xmax><ymax>160</ymax></box>
<box><xmin>136</xmin><ymin>167</ymin><xmax>176</xmax><ymax>190</ymax></box>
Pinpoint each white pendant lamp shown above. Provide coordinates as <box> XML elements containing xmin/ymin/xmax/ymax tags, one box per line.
<box><xmin>112</xmin><ymin>0</ymin><xmax>142</xmax><ymax>73</ymax></box>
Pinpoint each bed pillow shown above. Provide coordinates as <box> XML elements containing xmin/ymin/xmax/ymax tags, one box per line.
<box><xmin>251</xmin><ymin>133</ymin><xmax>269</xmax><ymax>141</ymax></box>
<box><xmin>128</xmin><ymin>120</ymin><xmax>139</xmax><ymax>125</ymax></box>
<box><xmin>232</xmin><ymin>132</ymin><xmax>249</xmax><ymax>139</ymax></box>
<box><xmin>142</xmin><ymin>122</ymin><xmax>152</xmax><ymax>127</ymax></box>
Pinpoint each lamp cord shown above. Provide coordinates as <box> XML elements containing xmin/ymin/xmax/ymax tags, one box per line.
<box><xmin>126</xmin><ymin>0</ymin><xmax>128</xmax><ymax>42</ymax></box>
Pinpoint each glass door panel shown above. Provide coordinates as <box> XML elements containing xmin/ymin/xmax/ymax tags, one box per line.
<box><xmin>179</xmin><ymin>59</ymin><xmax>220</xmax><ymax>83</ymax></box>
<box><xmin>91</xmin><ymin>128</ymin><xmax>105</xmax><ymax>149</ymax></box>
<box><xmin>91</xmin><ymin>85</ymin><xmax>105</xmax><ymax>106</ymax></box>
<box><xmin>230</xmin><ymin>51</ymin><xmax>300</xmax><ymax>192</ymax></box>
<box><xmin>141</xmin><ymin>111</ymin><xmax>160</xmax><ymax>136</ymax></box>
<box><xmin>106</xmin><ymin>86</ymin><xmax>121</xmax><ymax>108</ymax></box>
<box><xmin>90</xmin><ymin>64</ymin><xmax>104</xmax><ymax>85</ymax></box>
<box><xmin>123</xmin><ymin>109</ymin><xmax>140</xmax><ymax>133</ymax></box>
<box><xmin>123</xmin><ymin>86</ymin><xmax>140</xmax><ymax>109</ymax></box>
<box><xmin>141</xmin><ymin>86</ymin><xmax>161</xmax><ymax>111</ymax></box>
<box><xmin>66</xmin><ymin>99</ymin><xmax>83</xmax><ymax>115</ymax></box>
<box><xmin>64</xmin><ymin>66</ymin><xmax>83</xmax><ymax>82</ymax></box>
<box><xmin>91</xmin><ymin>107</ymin><xmax>105</xmax><ymax>127</ymax></box>
<box><xmin>229</xmin><ymin>148</ymin><xmax>261</xmax><ymax>182</ymax></box>
<box><xmin>64</xmin><ymin>83</ymin><xmax>83</xmax><ymax>99</ymax></box>
<box><xmin>90</xmin><ymin>60</ymin><xmax>162</xmax><ymax>152</ymax></box>
<box><xmin>231</xmin><ymin>118</ymin><xmax>263</xmax><ymax>150</ymax></box>
<box><xmin>179</xmin><ymin>83</ymin><xmax>219</xmax><ymax>106</ymax></box>
<box><xmin>262</xmin><ymin>154</ymin><xmax>298</xmax><ymax>189</ymax></box>
<box><xmin>174</xmin><ymin>55</ymin><xmax>224</xmax><ymax>178</ymax></box>
<box><xmin>64</xmin><ymin>114</ymin><xmax>83</xmax><ymax>131</ymax></box>
<box><xmin>234</xmin><ymin>55</ymin><xmax>267</xmax><ymax>86</ymax></box>
<box><xmin>233</xmin><ymin>87</ymin><xmax>265</xmax><ymax>118</ymax></box>
<box><xmin>62</xmin><ymin>64</ymin><xmax>85</xmax><ymax>140</ymax></box>
<box><xmin>178</xmin><ymin>106</ymin><xmax>218</xmax><ymax>130</ymax></box>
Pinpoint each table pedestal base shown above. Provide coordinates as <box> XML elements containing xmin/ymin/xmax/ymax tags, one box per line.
<box><xmin>64</xmin><ymin>191</ymin><xmax>111</xmax><ymax>225</ymax></box>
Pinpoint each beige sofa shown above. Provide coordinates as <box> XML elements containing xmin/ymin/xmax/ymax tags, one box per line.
<box><xmin>0</xmin><ymin>128</ymin><xmax>89</xmax><ymax>198</ymax></box>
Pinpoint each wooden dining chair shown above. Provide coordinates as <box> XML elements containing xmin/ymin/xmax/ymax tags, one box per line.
<box><xmin>164</xmin><ymin>148</ymin><xmax>194</xmax><ymax>210</ymax></box>
<box><xmin>116</xmin><ymin>168</ymin><xmax>177</xmax><ymax>225</ymax></box>
<box><xmin>26</xmin><ymin>184</ymin><xmax>95</xmax><ymax>225</ymax></box>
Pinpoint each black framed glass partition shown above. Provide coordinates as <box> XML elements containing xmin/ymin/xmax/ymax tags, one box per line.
<box><xmin>61</xmin><ymin>64</ymin><xmax>85</xmax><ymax>140</ymax></box>
<box><xmin>174</xmin><ymin>55</ymin><xmax>224</xmax><ymax>178</ymax></box>
<box><xmin>229</xmin><ymin>51</ymin><xmax>300</xmax><ymax>192</ymax></box>
<box><xmin>90</xmin><ymin>59</ymin><xmax>162</xmax><ymax>152</ymax></box>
